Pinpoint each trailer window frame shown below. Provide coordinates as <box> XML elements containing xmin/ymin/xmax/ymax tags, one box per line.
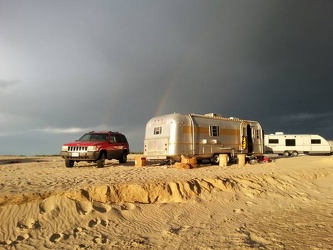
<box><xmin>210</xmin><ymin>126</ymin><xmax>219</xmax><ymax>137</ymax></box>
<box><xmin>153</xmin><ymin>126</ymin><xmax>162</xmax><ymax>135</ymax></box>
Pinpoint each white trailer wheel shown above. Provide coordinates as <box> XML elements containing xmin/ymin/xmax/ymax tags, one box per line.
<box><xmin>291</xmin><ymin>151</ymin><xmax>298</xmax><ymax>157</ymax></box>
<box><xmin>283</xmin><ymin>151</ymin><xmax>290</xmax><ymax>157</ymax></box>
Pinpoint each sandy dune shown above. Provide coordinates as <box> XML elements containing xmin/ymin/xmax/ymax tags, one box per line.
<box><xmin>0</xmin><ymin>154</ymin><xmax>333</xmax><ymax>249</ymax></box>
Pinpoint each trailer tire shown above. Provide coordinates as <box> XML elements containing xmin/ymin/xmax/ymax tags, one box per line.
<box><xmin>283</xmin><ymin>151</ymin><xmax>290</xmax><ymax>157</ymax></box>
<box><xmin>291</xmin><ymin>151</ymin><xmax>298</xmax><ymax>157</ymax></box>
<box><xmin>210</xmin><ymin>154</ymin><xmax>220</xmax><ymax>164</ymax></box>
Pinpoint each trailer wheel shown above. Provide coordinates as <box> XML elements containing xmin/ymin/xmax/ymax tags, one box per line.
<box><xmin>283</xmin><ymin>151</ymin><xmax>290</xmax><ymax>157</ymax></box>
<box><xmin>210</xmin><ymin>154</ymin><xmax>219</xmax><ymax>164</ymax></box>
<box><xmin>291</xmin><ymin>151</ymin><xmax>298</xmax><ymax>157</ymax></box>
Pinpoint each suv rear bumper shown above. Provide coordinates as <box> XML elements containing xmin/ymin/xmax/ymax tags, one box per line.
<box><xmin>60</xmin><ymin>151</ymin><xmax>99</xmax><ymax>161</ymax></box>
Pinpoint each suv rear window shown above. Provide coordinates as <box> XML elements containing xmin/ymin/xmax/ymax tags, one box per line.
<box><xmin>113</xmin><ymin>134</ymin><xmax>128</xmax><ymax>143</ymax></box>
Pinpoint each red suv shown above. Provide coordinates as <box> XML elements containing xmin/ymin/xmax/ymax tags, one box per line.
<box><xmin>60</xmin><ymin>131</ymin><xmax>130</xmax><ymax>168</ymax></box>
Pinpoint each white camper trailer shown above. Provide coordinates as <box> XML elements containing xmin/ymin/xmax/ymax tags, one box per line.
<box><xmin>264</xmin><ymin>132</ymin><xmax>332</xmax><ymax>156</ymax></box>
<box><xmin>144</xmin><ymin>113</ymin><xmax>264</xmax><ymax>163</ymax></box>
<box><xmin>329</xmin><ymin>140</ymin><xmax>333</xmax><ymax>153</ymax></box>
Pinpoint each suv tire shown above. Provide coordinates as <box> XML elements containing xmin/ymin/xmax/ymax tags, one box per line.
<box><xmin>119</xmin><ymin>152</ymin><xmax>127</xmax><ymax>164</ymax></box>
<box><xmin>96</xmin><ymin>153</ymin><xmax>105</xmax><ymax>168</ymax></box>
<box><xmin>65</xmin><ymin>159</ymin><xmax>74</xmax><ymax>168</ymax></box>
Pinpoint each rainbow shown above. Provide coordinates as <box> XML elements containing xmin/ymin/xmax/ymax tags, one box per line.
<box><xmin>153</xmin><ymin>23</ymin><xmax>215</xmax><ymax>117</ymax></box>
<box><xmin>154</xmin><ymin>80</ymin><xmax>176</xmax><ymax>117</ymax></box>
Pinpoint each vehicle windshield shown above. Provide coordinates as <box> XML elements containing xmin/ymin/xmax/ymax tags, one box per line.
<box><xmin>78</xmin><ymin>133</ymin><xmax>108</xmax><ymax>141</ymax></box>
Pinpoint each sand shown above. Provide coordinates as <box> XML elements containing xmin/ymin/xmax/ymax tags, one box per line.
<box><xmin>0</xmin><ymin>154</ymin><xmax>332</xmax><ymax>249</ymax></box>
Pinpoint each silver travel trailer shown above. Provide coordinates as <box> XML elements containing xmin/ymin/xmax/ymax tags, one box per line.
<box><xmin>264</xmin><ymin>132</ymin><xmax>332</xmax><ymax>156</ymax></box>
<box><xmin>144</xmin><ymin>113</ymin><xmax>264</xmax><ymax>163</ymax></box>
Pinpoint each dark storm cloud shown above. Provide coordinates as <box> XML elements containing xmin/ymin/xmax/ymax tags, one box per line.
<box><xmin>0</xmin><ymin>0</ymin><xmax>332</xmax><ymax>155</ymax></box>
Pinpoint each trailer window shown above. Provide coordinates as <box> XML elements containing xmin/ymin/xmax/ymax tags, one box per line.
<box><xmin>311</xmin><ymin>139</ymin><xmax>321</xmax><ymax>144</ymax></box>
<box><xmin>269</xmin><ymin>139</ymin><xmax>279</xmax><ymax>144</ymax></box>
<box><xmin>286</xmin><ymin>139</ymin><xmax>296</xmax><ymax>146</ymax></box>
<box><xmin>154</xmin><ymin>127</ymin><xmax>162</xmax><ymax>135</ymax></box>
<box><xmin>210</xmin><ymin>126</ymin><xmax>219</xmax><ymax>137</ymax></box>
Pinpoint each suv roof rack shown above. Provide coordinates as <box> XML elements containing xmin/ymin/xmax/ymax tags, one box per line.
<box><xmin>88</xmin><ymin>131</ymin><xmax>122</xmax><ymax>134</ymax></box>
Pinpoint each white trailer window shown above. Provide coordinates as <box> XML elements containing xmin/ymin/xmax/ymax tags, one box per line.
<box><xmin>311</xmin><ymin>139</ymin><xmax>321</xmax><ymax>144</ymax></box>
<box><xmin>154</xmin><ymin>127</ymin><xmax>162</xmax><ymax>135</ymax></box>
<box><xmin>210</xmin><ymin>126</ymin><xmax>219</xmax><ymax>137</ymax></box>
<box><xmin>269</xmin><ymin>139</ymin><xmax>279</xmax><ymax>144</ymax></box>
<box><xmin>286</xmin><ymin>139</ymin><xmax>296</xmax><ymax>146</ymax></box>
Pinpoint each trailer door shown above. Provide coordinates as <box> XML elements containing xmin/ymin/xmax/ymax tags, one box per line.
<box><xmin>247</xmin><ymin>124</ymin><xmax>254</xmax><ymax>153</ymax></box>
<box><xmin>248</xmin><ymin>123</ymin><xmax>264</xmax><ymax>154</ymax></box>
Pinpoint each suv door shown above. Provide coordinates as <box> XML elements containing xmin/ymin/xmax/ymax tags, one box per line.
<box><xmin>114</xmin><ymin>134</ymin><xmax>124</xmax><ymax>158</ymax></box>
<box><xmin>106</xmin><ymin>134</ymin><xmax>119</xmax><ymax>159</ymax></box>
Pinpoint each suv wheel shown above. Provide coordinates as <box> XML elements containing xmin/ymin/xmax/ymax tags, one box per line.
<box><xmin>97</xmin><ymin>153</ymin><xmax>105</xmax><ymax>168</ymax></box>
<box><xmin>119</xmin><ymin>152</ymin><xmax>127</xmax><ymax>164</ymax></box>
<box><xmin>65</xmin><ymin>159</ymin><xmax>74</xmax><ymax>168</ymax></box>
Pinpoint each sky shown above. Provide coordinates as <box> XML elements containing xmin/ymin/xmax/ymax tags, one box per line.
<box><xmin>0</xmin><ymin>0</ymin><xmax>333</xmax><ymax>155</ymax></box>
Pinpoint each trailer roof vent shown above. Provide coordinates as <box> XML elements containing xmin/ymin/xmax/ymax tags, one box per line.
<box><xmin>205</xmin><ymin>113</ymin><xmax>222</xmax><ymax>117</ymax></box>
<box><xmin>229</xmin><ymin>117</ymin><xmax>240</xmax><ymax>120</ymax></box>
<box><xmin>275</xmin><ymin>132</ymin><xmax>284</xmax><ymax>135</ymax></box>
